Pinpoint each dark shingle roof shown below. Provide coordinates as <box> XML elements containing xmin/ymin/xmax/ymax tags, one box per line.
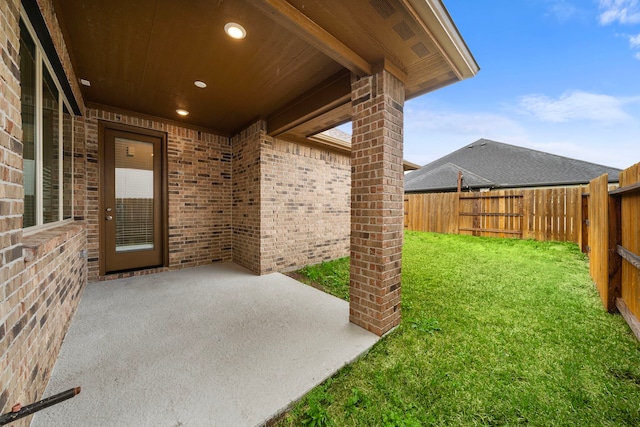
<box><xmin>405</xmin><ymin>139</ymin><xmax>621</xmax><ymax>193</ymax></box>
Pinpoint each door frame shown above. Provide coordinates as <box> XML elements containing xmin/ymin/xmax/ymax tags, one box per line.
<box><xmin>98</xmin><ymin>121</ymin><xmax>169</xmax><ymax>276</ymax></box>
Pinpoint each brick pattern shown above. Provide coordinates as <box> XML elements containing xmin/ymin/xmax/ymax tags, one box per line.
<box><xmin>260</xmin><ymin>136</ymin><xmax>350</xmax><ymax>273</ymax></box>
<box><xmin>0</xmin><ymin>0</ymin><xmax>23</xmax><ymax>275</ymax></box>
<box><xmin>166</xmin><ymin>118</ymin><xmax>232</xmax><ymax>269</ymax></box>
<box><xmin>0</xmin><ymin>2</ymin><xmax>88</xmax><ymax>423</ymax></box>
<box><xmin>83</xmin><ymin>109</ymin><xmax>233</xmax><ymax>281</ymax></box>
<box><xmin>231</xmin><ymin>121</ymin><xmax>263</xmax><ymax>273</ymax></box>
<box><xmin>0</xmin><ymin>0</ymin><xmax>354</xmax><ymax>423</ymax></box>
<box><xmin>73</xmin><ymin>111</ymin><xmax>87</xmax><ymax>222</ymax></box>
<box><xmin>1</xmin><ymin>223</ymin><xmax>86</xmax><ymax>427</ymax></box>
<box><xmin>0</xmin><ymin>0</ymin><xmax>26</xmax><ymax>419</ymax></box>
<box><xmin>350</xmin><ymin>69</ymin><xmax>405</xmax><ymax>336</ymax></box>
<box><xmin>231</xmin><ymin>121</ymin><xmax>351</xmax><ymax>275</ymax></box>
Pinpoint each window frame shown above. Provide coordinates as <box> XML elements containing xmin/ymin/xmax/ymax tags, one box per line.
<box><xmin>20</xmin><ymin>11</ymin><xmax>74</xmax><ymax>231</ymax></box>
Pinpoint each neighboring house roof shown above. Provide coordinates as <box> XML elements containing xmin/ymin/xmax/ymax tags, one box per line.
<box><xmin>405</xmin><ymin>139</ymin><xmax>621</xmax><ymax>193</ymax></box>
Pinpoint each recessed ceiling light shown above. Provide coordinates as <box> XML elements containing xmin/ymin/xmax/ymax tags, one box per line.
<box><xmin>176</xmin><ymin>109</ymin><xmax>189</xmax><ymax>116</ymax></box>
<box><xmin>194</xmin><ymin>80</ymin><xmax>207</xmax><ymax>88</ymax></box>
<box><xmin>80</xmin><ymin>78</ymin><xmax>91</xmax><ymax>86</ymax></box>
<box><xmin>224</xmin><ymin>22</ymin><xmax>246</xmax><ymax>39</ymax></box>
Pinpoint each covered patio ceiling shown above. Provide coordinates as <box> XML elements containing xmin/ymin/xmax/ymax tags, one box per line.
<box><xmin>52</xmin><ymin>0</ymin><xmax>478</xmax><ymax>144</ymax></box>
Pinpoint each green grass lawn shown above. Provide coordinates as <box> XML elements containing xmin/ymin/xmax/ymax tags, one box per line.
<box><xmin>277</xmin><ymin>231</ymin><xmax>640</xmax><ymax>427</ymax></box>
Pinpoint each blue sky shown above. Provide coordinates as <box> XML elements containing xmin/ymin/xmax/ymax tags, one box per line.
<box><xmin>342</xmin><ymin>0</ymin><xmax>640</xmax><ymax>170</ymax></box>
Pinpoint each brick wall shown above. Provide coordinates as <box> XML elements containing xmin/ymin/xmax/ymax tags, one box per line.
<box><xmin>83</xmin><ymin>109</ymin><xmax>233</xmax><ymax>280</ymax></box>
<box><xmin>349</xmin><ymin>69</ymin><xmax>405</xmax><ymax>336</ymax></box>
<box><xmin>0</xmin><ymin>0</ymin><xmax>27</xmax><ymax>419</ymax></box>
<box><xmin>232</xmin><ymin>120</ymin><xmax>351</xmax><ymax>275</ymax></box>
<box><xmin>73</xmin><ymin>110</ymin><xmax>87</xmax><ymax>223</ymax></box>
<box><xmin>0</xmin><ymin>224</ymin><xmax>87</xmax><ymax>427</ymax></box>
<box><xmin>81</xmin><ymin>113</ymin><xmax>348</xmax><ymax>280</ymax></box>
<box><xmin>1</xmin><ymin>1</ymin><xmax>89</xmax><ymax>423</ymax></box>
<box><xmin>231</xmin><ymin>121</ymin><xmax>263</xmax><ymax>272</ymax></box>
<box><xmin>260</xmin><ymin>137</ymin><xmax>350</xmax><ymax>273</ymax></box>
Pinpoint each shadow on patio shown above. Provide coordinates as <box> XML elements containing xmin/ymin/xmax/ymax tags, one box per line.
<box><xmin>31</xmin><ymin>262</ymin><xmax>379</xmax><ymax>426</ymax></box>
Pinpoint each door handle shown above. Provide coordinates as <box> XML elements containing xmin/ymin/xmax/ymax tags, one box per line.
<box><xmin>106</xmin><ymin>215</ymin><xmax>113</xmax><ymax>221</ymax></box>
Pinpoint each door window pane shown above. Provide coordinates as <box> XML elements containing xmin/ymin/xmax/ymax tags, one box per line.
<box><xmin>42</xmin><ymin>67</ymin><xmax>59</xmax><ymax>224</ymax></box>
<box><xmin>20</xmin><ymin>21</ymin><xmax>37</xmax><ymax>227</ymax></box>
<box><xmin>114</xmin><ymin>138</ymin><xmax>154</xmax><ymax>252</ymax></box>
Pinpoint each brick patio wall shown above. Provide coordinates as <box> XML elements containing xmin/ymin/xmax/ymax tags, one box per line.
<box><xmin>232</xmin><ymin>120</ymin><xmax>351</xmax><ymax>274</ymax></box>
<box><xmin>231</xmin><ymin>121</ymin><xmax>263</xmax><ymax>272</ymax></box>
<box><xmin>260</xmin><ymin>135</ymin><xmax>350</xmax><ymax>273</ymax></box>
<box><xmin>0</xmin><ymin>0</ymin><xmax>26</xmax><ymax>419</ymax></box>
<box><xmin>82</xmin><ymin>109</ymin><xmax>233</xmax><ymax>281</ymax></box>
<box><xmin>1</xmin><ymin>0</ymin><xmax>353</xmax><ymax>420</ymax></box>
<box><xmin>1</xmin><ymin>1</ymin><xmax>88</xmax><ymax>423</ymax></box>
<box><xmin>349</xmin><ymin>68</ymin><xmax>405</xmax><ymax>336</ymax></box>
<box><xmin>2</xmin><ymin>224</ymin><xmax>87</xmax><ymax>427</ymax></box>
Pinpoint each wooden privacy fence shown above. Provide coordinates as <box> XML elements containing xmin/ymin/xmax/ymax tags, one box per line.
<box><xmin>587</xmin><ymin>164</ymin><xmax>640</xmax><ymax>341</ymax></box>
<box><xmin>404</xmin><ymin>187</ymin><xmax>585</xmax><ymax>243</ymax></box>
<box><xmin>405</xmin><ymin>170</ymin><xmax>640</xmax><ymax>341</ymax></box>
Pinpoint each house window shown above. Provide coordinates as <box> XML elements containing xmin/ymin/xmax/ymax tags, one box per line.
<box><xmin>20</xmin><ymin>17</ymin><xmax>74</xmax><ymax>228</ymax></box>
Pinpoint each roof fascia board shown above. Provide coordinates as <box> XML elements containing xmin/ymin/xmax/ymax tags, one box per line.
<box><xmin>307</xmin><ymin>133</ymin><xmax>351</xmax><ymax>152</ymax></box>
<box><xmin>253</xmin><ymin>0</ymin><xmax>372</xmax><ymax>76</ymax></box>
<box><xmin>301</xmin><ymin>134</ymin><xmax>420</xmax><ymax>172</ymax></box>
<box><xmin>402</xmin><ymin>0</ymin><xmax>479</xmax><ymax>80</ymax></box>
<box><xmin>402</xmin><ymin>160</ymin><xmax>421</xmax><ymax>171</ymax></box>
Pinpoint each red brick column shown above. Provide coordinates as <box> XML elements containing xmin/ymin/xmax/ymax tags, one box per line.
<box><xmin>350</xmin><ymin>68</ymin><xmax>405</xmax><ymax>336</ymax></box>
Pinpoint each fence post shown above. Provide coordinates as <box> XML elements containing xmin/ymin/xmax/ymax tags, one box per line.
<box><xmin>588</xmin><ymin>174</ymin><xmax>617</xmax><ymax>311</ymax></box>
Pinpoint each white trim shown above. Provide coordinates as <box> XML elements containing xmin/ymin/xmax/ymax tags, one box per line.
<box><xmin>20</xmin><ymin>9</ymin><xmax>75</xmax><ymax>227</ymax></box>
<box><xmin>58</xmin><ymin>95</ymin><xmax>64</xmax><ymax>220</ymax></box>
<box><xmin>35</xmin><ymin>47</ymin><xmax>43</xmax><ymax>226</ymax></box>
<box><xmin>66</xmin><ymin>103</ymin><xmax>74</xmax><ymax>219</ymax></box>
<box><xmin>404</xmin><ymin>0</ymin><xmax>480</xmax><ymax>80</ymax></box>
<box><xmin>425</xmin><ymin>0</ymin><xmax>479</xmax><ymax>78</ymax></box>
<box><xmin>20</xmin><ymin>8</ymin><xmax>72</xmax><ymax>113</ymax></box>
<box><xmin>23</xmin><ymin>218</ymin><xmax>75</xmax><ymax>237</ymax></box>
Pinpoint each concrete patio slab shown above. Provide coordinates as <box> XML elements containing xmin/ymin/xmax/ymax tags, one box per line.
<box><xmin>31</xmin><ymin>262</ymin><xmax>379</xmax><ymax>426</ymax></box>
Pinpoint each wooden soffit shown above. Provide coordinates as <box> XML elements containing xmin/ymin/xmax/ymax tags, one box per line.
<box><xmin>52</xmin><ymin>0</ymin><xmax>478</xmax><ymax>141</ymax></box>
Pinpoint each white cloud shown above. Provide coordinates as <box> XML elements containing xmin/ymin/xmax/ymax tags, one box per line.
<box><xmin>405</xmin><ymin>109</ymin><xmax>526</xmax><ymax>137</ymax></box>
<box><xmin>547</xmin><ymin>1</ymin><xmax>581</xmax><ymax>22</ymax></box>
<box><xmin>599</xmin><ymin>0</ymin><xmax>640</xmax><ymax>25</ymax></box>
<box><xmin>389</xmin><ymin>101</ymin><xmax>638</xmax><ymax>169</ymax></box>
<box><xmin>518</xmin><ymin>90</ymin><xmax>637</xmax><ymax>123</ymax></box>
<box><xmin>630</xmin><ymin>33</ymin><xmax>640</xmax><ymax>47</ymax></box>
